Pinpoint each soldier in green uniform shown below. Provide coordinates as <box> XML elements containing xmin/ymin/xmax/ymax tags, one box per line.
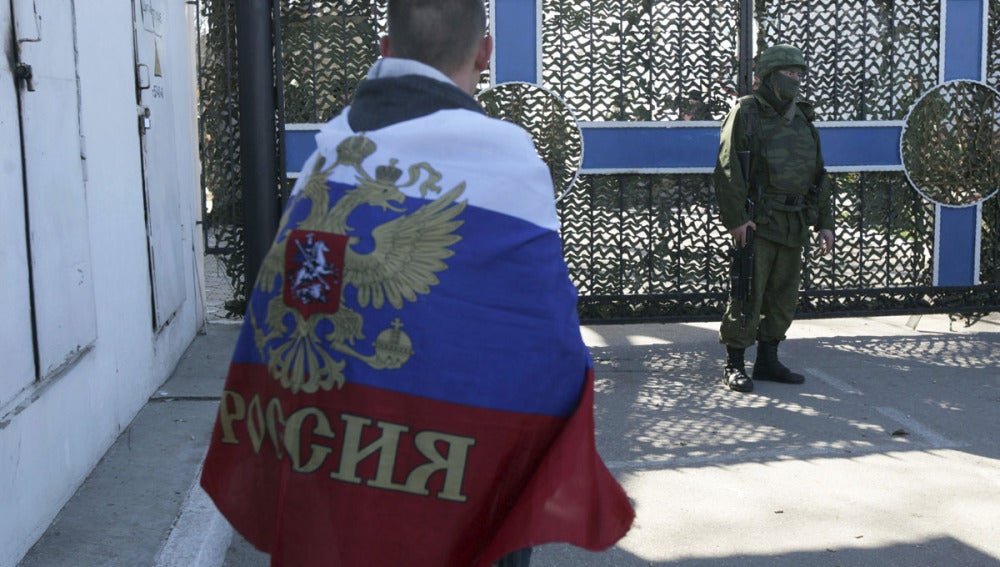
<box><xmin>713</xmin><ymin>44</ymin><xmax>836</xmax><ymax>393</ymax></box>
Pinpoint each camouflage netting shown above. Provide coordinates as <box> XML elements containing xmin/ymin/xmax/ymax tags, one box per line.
<box><xmin>755</xmin><ymin>0</ymin><xmax>940</xmax><ymax>121</ymax></box>
<box><xmin>477</xmin><ymin>82</ymin><xmax>583</xmax><ymax>201</ymax></box>
<box><xmin>197</xmin><ymin>0</ymin><xmax>246</xmax><ymax>316</ymax></box>
<box><xmin>197</xmin><ymin>0</ymin><xmax>1000</xmax><ymax>321</ymax></box>
<box><xmin>902</xmin><ymin>81</ymin><xmax>1000</xmax><ymax>206</ymax></box>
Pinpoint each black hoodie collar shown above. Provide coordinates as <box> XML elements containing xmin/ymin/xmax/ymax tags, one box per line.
<box><xmin>347</xmin><ymin>74</ymin><xmax>485</xmax><ymax>132</ymax></box>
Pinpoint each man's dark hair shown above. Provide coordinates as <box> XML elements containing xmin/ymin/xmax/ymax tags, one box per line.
<box><xmin>387</xmin><ymin>0</ymin><xmax>486</xmax><ymax>74</ymax></box>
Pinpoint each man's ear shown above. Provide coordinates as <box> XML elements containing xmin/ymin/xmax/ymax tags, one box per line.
<box><xmin>379</xmin><ymin>36</ymin><xmax>392</xmax><ymax>57</ymax></box>
<box><xmin>474</xmin><ymin>35</ymin><xmax>493</xmax><ymax>72</ymax></box>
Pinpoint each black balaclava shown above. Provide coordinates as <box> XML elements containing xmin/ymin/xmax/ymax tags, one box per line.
<box><xmin>767</xmin><ymin>66</ymin><xmax>804</xmax><ymax>103</ymax></box>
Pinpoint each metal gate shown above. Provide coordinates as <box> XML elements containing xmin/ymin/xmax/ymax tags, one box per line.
<box><xmin>195</xmin><ymin>0</ymin><xmax>1000</xmax><ymax>322</ymax></box>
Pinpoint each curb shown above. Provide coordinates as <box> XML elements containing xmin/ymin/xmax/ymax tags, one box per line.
<box><xmin>153</xmin><ymin>465</ymin><xmax>233</xmax><ymax>567</ymax></box>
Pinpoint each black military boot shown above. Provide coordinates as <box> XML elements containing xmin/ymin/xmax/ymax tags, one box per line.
<box><xmin>723</xmin><ymin>347</ymin><xmax>753</xmax><ymax>392</ymax></box>
<box><xmin>752</xmin><ymin>340</ymin><xmax>805</xmax><ymax>383</ymax></box>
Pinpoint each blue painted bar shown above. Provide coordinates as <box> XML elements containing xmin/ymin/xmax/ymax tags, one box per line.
<box><xmin>578</xmin><ymin>124</ymin><xmax>903</xmax><ymax>171</ymax></box>
<box><xmin>817</xmin><ymin>126</ymin><xmax>902</xmax><ymax>168</ymax></box>
<box><xmin>937</xmin><ymin>205</ymin><xmax>979</xmax><ymax>285</ymax></box>
<box><xmin>285</xmin><ymin>124</ymin><xmax>905</xmax><ymax>175</ymax></box>
<box><xmin>581</xmin><ymin>126</ymin><xmax>718</xmax><ymax>170</ymax></box>
<box><xmin>494</xmin><ymin>0</ymin><xmax>537</xmax><ymax>83</ymax></box>
<box><xmin>944</xmin><ymin>0</ymin><xmax>984</xmax><ymax>81</ymax></box>
<box><xmin>285</xmin><ymin>128</ymin><xmax>318</xmax><ymax>175</ymax></box>
<box><xmin>936</xmin><ymin>0</ymin><xmax>984</xmax><ymax>285</ymax></box>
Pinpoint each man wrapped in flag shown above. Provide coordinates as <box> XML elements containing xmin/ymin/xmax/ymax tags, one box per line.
<box><xmin>200</xmin><ymin>0</ymin><xmax>635</xmax><ymax>564</ymax></box>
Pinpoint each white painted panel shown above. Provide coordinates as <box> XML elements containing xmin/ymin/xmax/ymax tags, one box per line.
<box><xmin>14</xmin><ymin>0</ymin><xmax>97</xmax><ymax>378</ymax></box>
<box><xmin>0</xmin><ymin>1</ymin><xmax>37</xmax><ymax>404</ymax></box>
<box><xmin>134</xmin><ymin>0</ymin><xmax>187</xmax><ymax>329</ymax></box>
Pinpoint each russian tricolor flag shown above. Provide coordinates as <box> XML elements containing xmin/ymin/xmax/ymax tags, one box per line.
<box><xmin>201</xmin><ymin>108</ymin><xmax>634</xmax><ymax>566</ymax></box>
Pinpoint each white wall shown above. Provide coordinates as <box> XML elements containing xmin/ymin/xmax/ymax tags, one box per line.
<box><xmin>0</xmin><ymin>3</ymin><xmax>203</xmax><ymax>566</ymax></box>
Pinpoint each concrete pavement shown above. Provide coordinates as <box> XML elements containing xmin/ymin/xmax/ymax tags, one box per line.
<box><xmin>17</xmin><ymin>314</ymin><xmax>1000</xmax><ymax>566</ymax></box>
<box><xmin>16</xmin><ymin>322</ymin><xmax>240</xmax><ymax>567</ymax></box>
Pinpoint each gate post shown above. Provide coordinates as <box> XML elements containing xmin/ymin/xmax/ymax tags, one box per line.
<box><xmin>236</xmin><ymin>0</ymin><xmax>279</xmax><ymax>294</ymax></box>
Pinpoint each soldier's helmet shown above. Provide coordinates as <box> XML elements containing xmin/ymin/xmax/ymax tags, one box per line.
<box><xmin>755</xmin><ymin>44</ymin><xmax>807</xmax><ymax>78</ymax></box>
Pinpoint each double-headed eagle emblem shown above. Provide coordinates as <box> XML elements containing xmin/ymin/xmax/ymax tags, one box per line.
<box><xmin>251</xmin><ymin>134</ymin><xmax>466</xmax><ymax>394</ymax></box>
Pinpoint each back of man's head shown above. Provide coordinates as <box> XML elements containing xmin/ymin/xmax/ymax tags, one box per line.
<box><xmin>387</xmin><ymin>0</ymin><xmax>486</xmax><ymax>74</ymax></box>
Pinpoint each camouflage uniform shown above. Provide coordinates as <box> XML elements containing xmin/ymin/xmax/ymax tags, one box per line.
<box><xmin>713</xmin><ymin>45</ymin><xmax>835</xmax><ymax>391</ymax></box>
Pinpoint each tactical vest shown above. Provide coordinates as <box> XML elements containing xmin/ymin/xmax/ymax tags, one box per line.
<box><xmin>737</xmin><ymin>94</ymin><xmax>821</xmax><ymax>216</ymax></box>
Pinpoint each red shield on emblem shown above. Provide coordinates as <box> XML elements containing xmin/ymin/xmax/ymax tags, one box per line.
<box><xmin>283</xmin><ymin>229</ymin><xmax>349</xmax><ymax>318</ymax></box>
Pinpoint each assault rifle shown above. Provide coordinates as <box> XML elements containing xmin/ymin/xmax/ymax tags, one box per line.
<box><xmin>730</xmin><ymin>150</ymin><xmax>756</xmax><ymax>329</ymax></box>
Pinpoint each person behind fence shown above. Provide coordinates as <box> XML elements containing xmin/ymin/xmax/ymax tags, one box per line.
<box><xmin>199</xmin><ymin>0</ymin><xmax>635</xmax><ymax>565</ymax></box>
<box><xmin>713</xmin><ymin>44</ymin><xmax>836</xmax><ymax>393</ymax></box>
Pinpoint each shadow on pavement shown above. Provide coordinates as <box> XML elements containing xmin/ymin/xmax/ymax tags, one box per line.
<box><xmin>586</xmin><ymin>320</ymin><xmax>1000</xmax><ymax>468</ymax></box>
<box><xmin>534</xmin><ymin>536</ymin><xmax>1000</xmax><ymax>566</ymax></box>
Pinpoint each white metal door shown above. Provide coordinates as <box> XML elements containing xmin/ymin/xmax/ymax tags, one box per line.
<box><xmin>0</xmin><ymin>2</ymin><xmax>37</xmax><ymax>403</ymax></box>
<box><xmin>133</xmin><ymin>0</ymin><xmax>186</xmax><ymax>330</ymax></box>
<box><xmin>12</xmin><ymin>0</ymin><xmax>98</xmax><ymax>380</ymax></box>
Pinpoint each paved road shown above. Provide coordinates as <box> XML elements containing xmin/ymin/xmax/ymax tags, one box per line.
<box><xmin>18</xmin><ymin>314</ymin><xmax>1000</xmax><ymax>567</ymax></box>
<box><xmin>223</xmin><ymin>314</ymin><xmax>1000</xmax><ymax>566</ymax></box>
